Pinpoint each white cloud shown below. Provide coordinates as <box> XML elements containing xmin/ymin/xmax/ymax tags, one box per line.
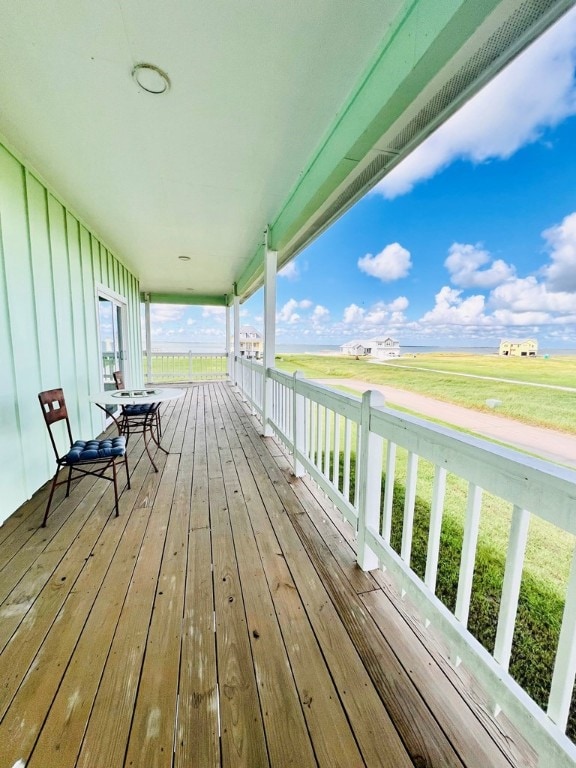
<box><xmin>312</xmin><ymin>305</ymin><xmax>330</xmax><ymax>322</ymax></box>
<box><xmin>151</xmin><ymin>305</ymin><xmax>184</xmax><ymax>323</ymax></box>
<box><xmin>420</xmin><ymin>286</ymin><xmax>489</xmax><ymax>326</ymax></box>
<box><xmin>279</xmin><ymin>260</ymin><xmax>299</xmax><ymax>279</ymax></box>
<box><xmin>490</xmin><ymin>275</ymin><xmax>576</xmax><ymax>313</ymax></box>
<box><xmin>542</xmin><ymin>212</ymin><xmax>576</xmax><ymax>291</ymax></box>
<box><xmin>358</xmin><ymin>243</ymin><xmax>412</xmax><ymax>281</ymax></box>
<box><xmin>375</xmin><ymin>8</ymin><xmax>576</xmax><ymax>198</ymax></box>
<box><xmin>277</xmin><ymin>298</ymin><xmax>312</xmax><ymax>323</ymax></box>
<box><xmin>445</xmin><ymin>243</ymin><xmax>515</xmax><ymax>288</ymax></box>
<box><xmin>343</xmin><ymin>303</ymin><xmax>365</xmax><ymax>324</ymax></box>
<box><xmin>202</xmin><ymin>306</ymin><xmax>226</xmax><ymax>319</ymax></box>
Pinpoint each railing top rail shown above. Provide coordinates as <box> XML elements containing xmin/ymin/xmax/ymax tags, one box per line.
<box><xmin>370</xmin><ymin>402</ymin><xmax>576</xmax><ymax>534</ymax></box>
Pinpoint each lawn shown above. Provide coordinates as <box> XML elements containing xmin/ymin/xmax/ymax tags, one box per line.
<box><xmin>274</xmin><ymin>353</ymin><xmax>576</xmax><ymax>434</ymax></box>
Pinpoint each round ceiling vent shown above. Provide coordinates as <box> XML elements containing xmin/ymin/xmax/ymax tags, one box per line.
<box><xmin>132</xmin><ymin>63</ymin><xmax>170</xmax><ymax>94</ymax></box>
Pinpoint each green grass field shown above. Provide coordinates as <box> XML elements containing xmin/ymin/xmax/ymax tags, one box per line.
<box><xmin>275</xmin><ymin>353</ymin><xmax>576</xmax><ymax>433</ymax></box>
<box><xmin>274</xmin><ymin>352</ymin><xmax>576</xmax><ymax>736</ymax></box>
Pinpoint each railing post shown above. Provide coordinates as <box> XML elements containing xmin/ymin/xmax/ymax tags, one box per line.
<box><xmin>292</xmin><ymin>371</ymin><xmax>305</xmax><ymax>477</ymax></box>
<box><xmin>357</xmin><ymin>390</ymin><xmax>385</xmax><ymax>572</ymax></box>
<box><xmin>188</xmin><ymin>351</ymin><xmax>192</xmax><ymax>381</ymax></box>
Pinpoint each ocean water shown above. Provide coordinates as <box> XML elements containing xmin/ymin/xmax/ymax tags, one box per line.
<box><xmin>151</xmin><ymin>341</ymin><xmax>576</xmax><ymax>356</ymax></box>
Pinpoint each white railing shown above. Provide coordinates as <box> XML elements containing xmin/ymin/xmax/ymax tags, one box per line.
<box><xmin>235</xmin><ymin>358</ymin><xmax>576</xmax><ymax>766</ymax></box>
<box><xmin>144</xmin><ymin>351</ymin><xmax>228</xmax><ymax>382</ymax></box>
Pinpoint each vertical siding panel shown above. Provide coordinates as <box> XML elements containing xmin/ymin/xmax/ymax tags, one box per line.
<box><xmin>26</xmin><ymin>175</ymin><xmax>60</xmax><ymax>387</ymax></box>
<box><xmin>47</xmin><ymin>194</ymin><xmax>81</xmax><ymax>428</ymax></box>
<box><xmin>0</xmin><ymin>150</ymin><xmax>28</xmax><ymax>519</ymax></box>
<box><xmin>67</xmin><ymin>211</ymin><xmax>91</xmax><ymax>434</ymax></box>
<box><xmin>0</xmin><ymin>148</ymin><xmax>44</xmax><ymax>504</ymax></box>
<box><xmin>80</xmin><ymin>225</ymin><xmax>100</xmax><ymax>435</ymax></box>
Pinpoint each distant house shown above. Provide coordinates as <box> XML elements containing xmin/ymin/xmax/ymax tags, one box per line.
<box><xmin>239</xmin><ymin>325</ymin><xmax>263</xmax><ymax>358</ymax></box>
<box><xmin>340</xmin><ymin>337</ymin><xmax>400</xmax><ymax>358</ymax></box>
<box><xmin>499</xmin><ymin>338</ymin><xmax>538</xmax><ymax>357</ymax></box>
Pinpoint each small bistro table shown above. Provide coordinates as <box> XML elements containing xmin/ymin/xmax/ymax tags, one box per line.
<box><xmin>89</xmin><ymin>387</ymin><xmax>185</xmax><ymax>471</ymax></box>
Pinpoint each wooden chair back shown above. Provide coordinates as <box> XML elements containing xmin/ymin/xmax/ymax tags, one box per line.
<box><xmin>113</xmin><ymin>370</ymin><xmax>125</xmax><ymax>390</ymax></box>
<box><xmin>38</xmin><ymin>388</ymin><xmax>74</xmax><ymax>459</ymax></box>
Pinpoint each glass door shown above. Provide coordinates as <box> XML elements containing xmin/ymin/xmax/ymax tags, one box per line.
<box><xmin>97</xmin><ymin>288</ymin><xmax>128</xmax><ymax>416</ymax></box>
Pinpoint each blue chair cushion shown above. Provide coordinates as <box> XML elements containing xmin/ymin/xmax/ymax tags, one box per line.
<box><xmin>123</xmin><ymin>404</ymin><xmax>155</xmax><ymax>415</ymax></box>
<box><xmin>65</xmin><ymin>436</ymin><xmax>126</xmax><ymax>464</ymax></box>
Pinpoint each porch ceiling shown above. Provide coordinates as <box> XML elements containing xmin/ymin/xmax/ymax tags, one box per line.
<box><xmin>0</xmin><ymin>0</ymin><xmax>572</xmax><ymax>302</ymax></box>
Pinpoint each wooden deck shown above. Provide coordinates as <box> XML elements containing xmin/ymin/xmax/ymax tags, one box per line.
<box><xmin>0</xmin><ymin>382</ymin><xmax>534</xmax><ymax>768</ymax></box>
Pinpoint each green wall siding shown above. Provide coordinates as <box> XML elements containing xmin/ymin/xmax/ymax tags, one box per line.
<box><xmin>0</xmin><ymin>141</ymin><xmax>142</xmax><ymax>525</ymax></box>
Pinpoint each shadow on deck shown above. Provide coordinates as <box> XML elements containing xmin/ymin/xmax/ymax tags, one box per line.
<box><xmin>0</xmin><ymin>382</ymin><xmax>533</xmax><ymax>767</ymax></box>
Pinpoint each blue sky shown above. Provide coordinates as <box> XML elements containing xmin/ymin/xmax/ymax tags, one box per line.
<box><xmin>150</xmin><ymin>8</ymin><xmax>576</xmax><ymax>349</ymax></box>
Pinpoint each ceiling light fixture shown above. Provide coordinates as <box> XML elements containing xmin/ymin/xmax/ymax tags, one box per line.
<box><xmin>132</xmin><ymin>63</ymin><xmax>170</xmax><ymax>94</ymax></box>
<box><xmin>178</xmin><ymin>255</ymin><xmax>191</xmax><ymax>261</ymax></box>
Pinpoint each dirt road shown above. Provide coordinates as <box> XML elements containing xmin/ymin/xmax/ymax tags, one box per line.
<box><xmin>315</xmin><ymin>378</ymin><xmax>576</xmax><ymax>470</ymax></box>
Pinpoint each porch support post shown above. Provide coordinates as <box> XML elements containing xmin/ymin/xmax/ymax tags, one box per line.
<box><xmin>233</xmin><ymin>293</ymin><xmax>240</xmax><ymax>386</ymax></box>
<box><xmin>262</xmin><ymin>237</ymin><xmax>277</xmax><ymax>437</ymax></box>
<box><xmin>225</xmin><ymin>300</ymin><xmax>231</xmax><ymax>379</ymax></box>
<box><xmin>357</xmin><ymin>390</ymin><xmax>385</xmax><ymax>571</ymax></box>
<box><xmin>145</xmin><ymin>293</ymin><xmax>152</xmax><ymax>385</ymax></box>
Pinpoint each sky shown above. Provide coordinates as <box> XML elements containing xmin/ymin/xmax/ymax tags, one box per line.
<box><xmin>149</xmin><ymin>7</ymin><xmax>576</xmax><ymax>350</ymax></box>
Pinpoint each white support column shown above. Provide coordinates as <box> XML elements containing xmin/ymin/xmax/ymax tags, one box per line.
<box><xmin>262</xmin><ymin>241</ymin><xmax>277</xmax><ymax>437</ymax></box>
<box><xmin>145</xmin><ymin>293</ymin><xmax>152</xmax><ymax>385</ymax></box>
<box><xmin>233</xmin><ymin>294</ymin><xmax>240</xmax><ymax>386</ymax></box>
<box><xmin>357</xmin><ymin>390</ymin><xmax>385</xmax><ymax>571</ymax></box>
<box><xmin>225</xmin><ymin>302</ymin><xmax>231</xmax><ymax>379</ymax></box>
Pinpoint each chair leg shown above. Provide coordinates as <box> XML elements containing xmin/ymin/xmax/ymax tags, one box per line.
<box><xmin>112</xmin><ymin>461</ymin><xmax>120</xmax><ymax>517</ymax></box>
<box><xmin>66</xmin><ymin>465</ymin><xmax>73</xmax><ymax>497</ymax></box>
<box><xmin>42</xmin><ymin>469</ymin><xmax>60</xmax><ymax>527</ymax></box>
<box><xmin>125</xmin><ymin>453</ymin><xmax>131</xmax><ymax>490</ymax></box>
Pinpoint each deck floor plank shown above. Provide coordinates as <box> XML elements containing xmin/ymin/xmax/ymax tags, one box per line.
<box><xmin>0</xmin><ymin>382</ymin><xmax>534</xmax><ymax>768</ymax></box>
<box><xmin>220</xmin><ymin>384</ymin><xmax>414</xmax><ymax>768</ymax></box>
<box><xmin>205</xmin><ymin>386</ymin><xmax>270</xmax><ymax>767</ymax></box>
<box><xmin>212</xmin><ymin>384</ymin><xmax>318</xmax><ymax>768</ymax></box>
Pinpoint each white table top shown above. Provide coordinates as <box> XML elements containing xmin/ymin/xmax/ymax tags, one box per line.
<box><xmin>88</xmin><ymin>387</ymin><xmax>186</xmax><ymax>406</ymax></box>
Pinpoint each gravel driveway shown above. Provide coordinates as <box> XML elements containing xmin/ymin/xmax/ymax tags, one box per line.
<box><xmin>315</xmin><ymin>378</ymin><xmax>576</xmax><ymax>470</ymax></box>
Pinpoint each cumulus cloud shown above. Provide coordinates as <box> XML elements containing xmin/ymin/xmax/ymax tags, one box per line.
<box><xmin>445</xmin><ymin>243</ymin><xmax>515</xmax><ymax>288</ymax></box>
<box><xmin>312</xmin><ymin>305</ymin><xmax>330</xmax><ymax>322</ymax></box>
<box><xmin>279</xmin><ymin>260</ymin><xmax>299</xmax><ymax>279</ymax></box>
<box><xmin>202</xmin><ymin>306</ymin><xmax>226</xmax><ymax>318</ymax></box>
<box><xmin>542</xmin><ymin>212</ymin><xmax>576</xmax><ymax>291</ymax></box>
<box><xmin>490</xmin><ymin>275</ymin><xmax>576</xmax><ymax>313</ymax></box>
<box><xmin>151</xmin><ymin>305</ymin><xmax>185</xmax><ymax>323</ymax></box>
<box><xmin>420</xmin><ymin>287</ymin><xmax>489</xmax><ymax>326</ymax></box>
<box><xmin>375</xmin><ymin>7</ymin><xmax>576</xmax><ymax>198</ymax></box>
<box><xmin>358</xmin><ymin>243</ymin><xmax>412</xmax><ymax>281</ymax></box>
<box><xmin>343</xmin><ymin>303</ymin><xmax>365</xmax><ymax>324</ymax></box>
<box><xmin>277</xmin><ymin>298</ymin><xmax>313</xmax><ymax>323</ymax></box>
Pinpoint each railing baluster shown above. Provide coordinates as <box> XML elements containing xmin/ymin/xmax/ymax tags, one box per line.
<box><xmin>494</xmin><ymin>505</ymin><xmax>530</xmax><ymax>670</ymax></box>
<box><xmin>401</xmin><ymin>451</ymin><xmax>419</xmax><ymax>564</ymax></box>
<box><xmin>548</xmin><ymin>544</ymin><xmax>576</xmax><ymax>730</ymax></box>
<box><xmin>324</xmin><ymin>407</ymin><xmax>331</xmax><ymax>477</ymax></box>
<box><xmin>381</xmin><ymin>441</ymin><xmax>396</xmax><ymax>543</ymax></box>
<box><xmin>343</xmin><ymin>418</ymin><xmax>351</xmax><ymax>501</ymax></box>
<box><xmin>455</xmin><ymin>483</ymin><xmax>483</xmax><ymax>628</ymax></box>
<box><xmin>424</xmin><ymin>465</ymin><xmax>447</xmax><ymax>593</ymax></box>
<box><xmin>357</xmin><ymin>390</ymin><xmax>385</xmax><ymax>570</ymax></box>
<box><xmin>332</xmin><ymin>413</ymin><xmax>340</xmax><ymax>488</ymax></box>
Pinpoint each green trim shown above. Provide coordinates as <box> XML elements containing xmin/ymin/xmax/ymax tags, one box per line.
<box><xmin>143</xmin><ymin>292</ymin><xmax>228</xmax><ymax>306</ymax></box>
